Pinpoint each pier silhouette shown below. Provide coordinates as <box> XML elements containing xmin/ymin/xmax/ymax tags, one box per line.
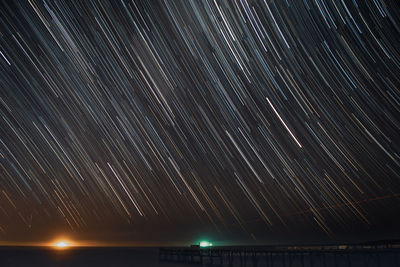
<box><xmin>159</xmin><ymin>241</ymin><xmax>400</xmax><ymax>266</ymax></box>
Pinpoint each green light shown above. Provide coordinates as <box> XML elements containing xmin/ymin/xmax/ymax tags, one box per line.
<box><xmin>199</xmin><ymin>241</ymin><xmax>213</xmax><ymax>247</ymax></box>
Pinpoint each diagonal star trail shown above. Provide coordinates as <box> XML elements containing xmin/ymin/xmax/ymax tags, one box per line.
<box><xmin>0</xmin><ymin>0</ymin><xmax>399</xmax><ymax>243</ymax></box>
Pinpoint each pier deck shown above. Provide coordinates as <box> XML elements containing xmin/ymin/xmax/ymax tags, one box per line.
<box><xmin>159</xmin><ymin>244</ymin><xmax>400</xmax><ymax>266</ymax></box>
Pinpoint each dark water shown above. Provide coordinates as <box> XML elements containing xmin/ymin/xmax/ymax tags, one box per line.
<box><xmin>0</xmin><ymin>246</ymin><xmax>398</xmax><ymax>266</ymax></box>
<box><xmin>0</xmin><ymin>247</ymin><xmax>182</xmax><ymax>267</ymax></box>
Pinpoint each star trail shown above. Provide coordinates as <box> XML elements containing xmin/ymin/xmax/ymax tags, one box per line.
<box><xmin>0</xmin><ymin>0</ymin><xmax>399</xmax><ymax>245</ymax></box>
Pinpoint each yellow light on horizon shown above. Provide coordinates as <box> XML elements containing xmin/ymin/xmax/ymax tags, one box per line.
<box><xmin>54</xmin><ymin>240</ymin><xmax>71</xmax><ymax>249</ymax></box>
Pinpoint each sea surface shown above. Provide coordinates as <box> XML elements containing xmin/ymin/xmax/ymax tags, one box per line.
<box><xmin>0</xmin><ymin>246</ymin><xmax>398</xmax><ymax>266</ymax></box>
<box><xmin>0</xmin><ymin>247</ymin><xmax>180</xmax><ymax>267</ymax></box>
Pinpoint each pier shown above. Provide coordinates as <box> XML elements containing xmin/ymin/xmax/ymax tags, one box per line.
<box><xmin>159</xmin><ymin>243</ymin><xmax>400</xmax><ymax>266</ymax></box>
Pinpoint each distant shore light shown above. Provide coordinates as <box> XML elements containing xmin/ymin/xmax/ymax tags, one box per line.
<box><xmin>199</xmin><ymin>241</ymin><xmax>213</xmax><ymax>247</ymax></box>
<box><xmin>54</xmin><ymin>241</ymin><xmax>70</xmax><ymax>248</ymax></box>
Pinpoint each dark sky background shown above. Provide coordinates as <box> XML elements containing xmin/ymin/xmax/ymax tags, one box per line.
<box><xmin>0</xmin><ymin>0</ymin><xmax>399</xmax><ymax>246</ymax></box>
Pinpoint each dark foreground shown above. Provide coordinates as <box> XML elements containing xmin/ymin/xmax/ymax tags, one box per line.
<box><xmin>0</xmin><ymin>247</ymin><xmax>176</xmax><ymax>267</ymax></box>
<box><xmin>0</xmin><ymin>245</ymin><xmax>399</xmax><ymax>267</ymax></box>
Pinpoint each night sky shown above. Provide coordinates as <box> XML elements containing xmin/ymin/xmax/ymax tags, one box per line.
<box><xmin>0</xmin><ymin>0</ymin><xmax>399</xmax><ymax>246</ymax></box>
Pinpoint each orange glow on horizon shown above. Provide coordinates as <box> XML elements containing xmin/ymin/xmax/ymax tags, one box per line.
<box><xmin>55</xmin><ymin>241</ymin><xmax>69</xmax><ymax>248</ymax></box>
<box><xmin>0</xmin><ymin>239</ymin><xmax>159</xmax><ymax>248</ymax></box>
<box><xmin>50</xmin><ymin>237</ymin><xmax>75</xmax><ymax>249</ymax></box>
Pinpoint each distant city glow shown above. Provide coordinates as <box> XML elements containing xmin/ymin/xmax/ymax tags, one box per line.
<box><xmin>54</xmin><ymin>241</ymin><xmax>71</xmax><ymax>249</ymax></box>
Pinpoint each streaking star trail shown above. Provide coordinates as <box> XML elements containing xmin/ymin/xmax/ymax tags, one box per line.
<box><xmin>0</xmin><ymin>0</ymin><xmax>399</xmax><ymax>244</ymax></box>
